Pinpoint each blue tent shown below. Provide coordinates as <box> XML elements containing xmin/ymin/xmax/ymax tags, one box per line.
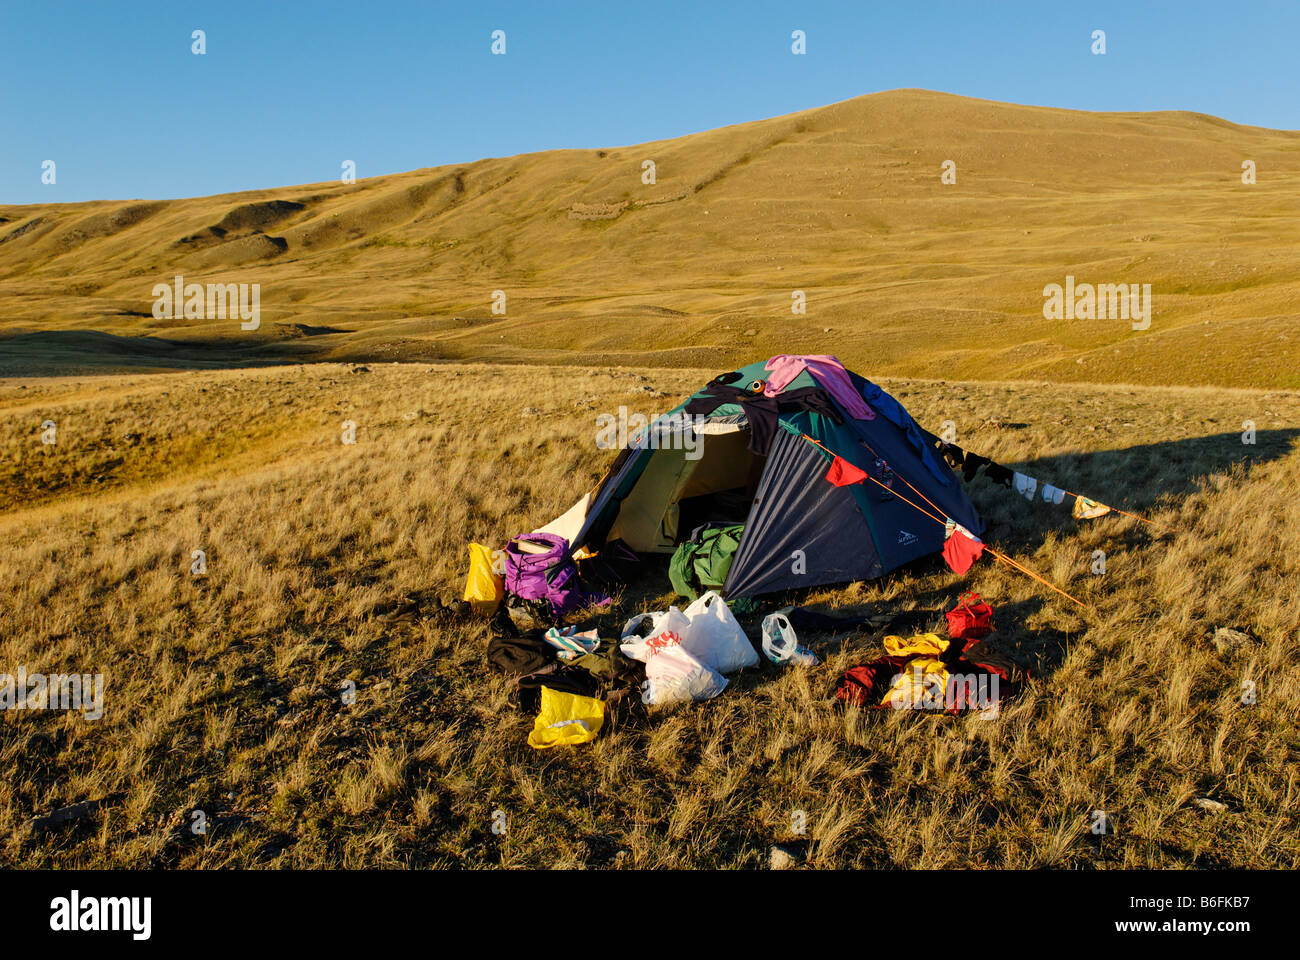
<box><xmin>546</xmin><ymin>359</ymin><xmax>982</xmax><ymax>599</ymax></box>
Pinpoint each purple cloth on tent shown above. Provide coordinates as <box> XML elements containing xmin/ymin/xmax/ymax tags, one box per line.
<box><xmin>763</xmin><ymin>355</ymin><xmax>875</xmax><ymax>421</ymax></box>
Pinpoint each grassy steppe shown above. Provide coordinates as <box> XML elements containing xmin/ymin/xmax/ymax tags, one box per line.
<box><xmin>3</xmin><ymin>363</ymin><xmax>1297</xmax><ymax>867</ymax></box>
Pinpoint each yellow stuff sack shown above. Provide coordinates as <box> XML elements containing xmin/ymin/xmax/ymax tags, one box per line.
<box><xmin>462</xmin><ymin>542</ymin><xmax>504</xmax><ymax>614</ymax></box>
<box><xmin>883</xmin><ymin>658</ymin><xmax>950</xmax><ymax>710</ymax></box>
<box><xmin>527</xmin><ymin>686</ymin><xmax>604</xmax><ymax>749</ymax></box>
<box><xmin>882</xmin><ymin>632</ymin><xmax>949</xmax><ymax>658</ymax></box>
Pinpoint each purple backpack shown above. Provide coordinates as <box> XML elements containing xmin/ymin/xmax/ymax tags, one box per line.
<box><xmin>504</xmin><ymin>533</ymin><xmax>583</xmax><ymax>617</ymax></box>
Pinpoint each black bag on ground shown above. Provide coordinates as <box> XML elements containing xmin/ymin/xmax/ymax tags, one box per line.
<box><xmin>487</xmin><ymin>628</ymin><xmax>601</xmax><ymax>710</ymax></box>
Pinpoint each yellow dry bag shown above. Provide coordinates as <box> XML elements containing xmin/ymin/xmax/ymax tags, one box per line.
<box><xmin>462</xmin><ymin>542</ymin><xmax>504</xmax><ymax>614</ymax></box>
<box><xmin>527</xmin><ymin>686</ymin><xmax>604</xmax><ymax>749</ymax></box>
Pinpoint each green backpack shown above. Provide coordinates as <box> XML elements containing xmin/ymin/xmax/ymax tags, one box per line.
<box><xmin>669</xmin><ymin>523</ymin><xmax>744</xmax><ymax>601</ymax></box>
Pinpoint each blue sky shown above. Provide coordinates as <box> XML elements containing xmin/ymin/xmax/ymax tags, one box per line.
<box><xmin>3</xmin><ymin>0</ymin><xmax>1297</xmax><ymax>204</ymax></box>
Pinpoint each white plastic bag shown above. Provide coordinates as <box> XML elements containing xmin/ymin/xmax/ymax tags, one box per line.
<box><xmin>622</xmin><ymin>610</ymin><xmax>666</xmax><ymax>643</ymax></box>
<box><xmin>620</xmin><ymin>608</ymin><xmax>685</xmax><ymax>657</ymax></box>
<box><xmin>681</xmin><ymin>591</ymin><xmax>758</xmax><ymax>674</ymax></box>
<box><xmin>620</xmin><ymin>607</ymin><xmax>727</xmax><ymax>705</ymax></box>
<box><xmin>761</xmin><ymin>612</ymin><xmax>819</xmax><ymax>665</ymax></box>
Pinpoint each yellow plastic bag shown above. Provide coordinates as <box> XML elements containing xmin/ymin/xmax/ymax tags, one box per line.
<box><xmin>527</xmin><ymin>686</ymin><xmax>604</xmax><ymax>749</ymax></box>
<box><xmin>462</xmin><ymin>542</ymin><xmax>504</xmax><ymax>614</ymax></box>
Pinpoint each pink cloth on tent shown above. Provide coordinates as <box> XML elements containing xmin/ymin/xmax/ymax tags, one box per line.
<box><xmin>762</xmin><ymin>355</ymin><xmax>875</xmax><ymax>420</ymax></box>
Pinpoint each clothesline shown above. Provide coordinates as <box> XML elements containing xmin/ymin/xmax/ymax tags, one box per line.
<box><xmin>929</xmin><ymin>434</ymin><xmax>1175</xmax><ymax>534</ymax></box>
<box><xmin>1060</xmin><ymin>487</ymin><xmax>1174</xmax><ymax>533</ymax></box>
<box><xmin>797</xmin><ymin>432</ymin><xmax>1090</xmax><ymax>610</ymax></box>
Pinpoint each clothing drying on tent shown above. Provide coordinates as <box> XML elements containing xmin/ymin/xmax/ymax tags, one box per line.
<box><xmin>532</xmin><ymin>356</ymin><xmax>983</xmax><ymax>600</ymax></box>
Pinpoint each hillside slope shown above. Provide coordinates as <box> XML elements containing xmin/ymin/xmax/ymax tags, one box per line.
<box><xmin>2</xmin><ymin>89</ymin><xmax>1298</xmax><ymax>385</ymax></box>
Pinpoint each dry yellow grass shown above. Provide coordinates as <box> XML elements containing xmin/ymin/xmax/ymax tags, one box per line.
<box><xmin>2</xmin><ymin>89</ymin><xmax>1298</xmax><ymax>386</ymax></box>
<box><xmin>3</xmin><ymin>362</ymin><xmax>1297</xmax><ymax>868</ymax></box>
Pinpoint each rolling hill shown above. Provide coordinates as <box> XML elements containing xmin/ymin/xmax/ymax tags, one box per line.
<box><xmin>2</xmin><ymin>88</ymin><xmax>1298</xmax><ymax>385</ymax></box>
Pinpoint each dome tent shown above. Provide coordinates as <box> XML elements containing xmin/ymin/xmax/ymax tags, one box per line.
<box><xmin>535</xmin><ymin>358</ymin><xmax>983</xmax><ymax>600</ymax></box>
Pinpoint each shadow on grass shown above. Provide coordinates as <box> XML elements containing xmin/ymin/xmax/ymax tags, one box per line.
<box><xmin>977</xmin><ymin>427</ymin><xmax>1300</xmax><ymax>551</ymax></box>
<box><xmin>572</xmin><ymin>428</ymin><xmax>1299</xmax><ymax>681</ymax></box>
<box><xmin>0</xmin><ymin>328</ymin><xmax>329</xmax><ymax>376</ymax></box>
